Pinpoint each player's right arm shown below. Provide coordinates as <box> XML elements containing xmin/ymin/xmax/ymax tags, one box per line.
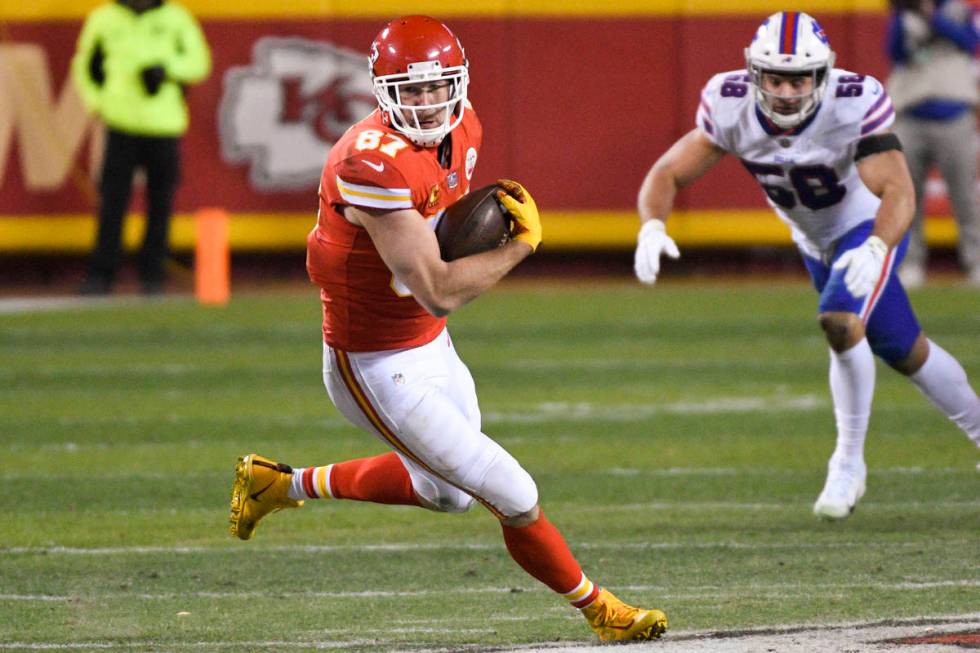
<box><xmin>635</xmin><ymin>128</ymin><xmax>726</xmax><ymax>284</ymax></box>
<box><xmin>347</xmin><ymin>202</ymin><xmax>534</xmax><ymax>318</ymax></box>
<box><xmin>331</xmin><ymin>127</ymin><xmax>539</xmax><ymax>315</ymax></box>
<box><xmin>638</xmin><ymin>128</ymin><xmax>726</xmax><ymax>226</ymax></box>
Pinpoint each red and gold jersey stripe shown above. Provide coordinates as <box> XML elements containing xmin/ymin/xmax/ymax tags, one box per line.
<box><xmin>335</xmin><ymin>178</ymin><xmax>413</xmax><ymax>210</ymax></box>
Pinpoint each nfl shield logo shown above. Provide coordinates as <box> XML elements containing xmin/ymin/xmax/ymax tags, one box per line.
<box><xmin>447</xmin><ymin>171</ymin><xmax>459</xmax><ymax>189</ymax></box>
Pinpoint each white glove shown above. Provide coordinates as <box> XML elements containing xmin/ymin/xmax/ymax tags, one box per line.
<box><xmin>634</xmin><ymin>220</ymin><xmax>680</xmax><ymax>285</ymax></box>
<box><xmin>831</xmin><ymin>235</ymin><xmax>888</xmax><ymax>297</ymax></box>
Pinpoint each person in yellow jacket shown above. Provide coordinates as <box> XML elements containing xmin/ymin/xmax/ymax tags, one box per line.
<box><xmin>72</xmin><ymin>0</ymin><xmax>210</xmax><ymax>295</ymax></box>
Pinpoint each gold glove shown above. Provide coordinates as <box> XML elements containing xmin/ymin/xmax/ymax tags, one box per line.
<box><xmin>496</xmin><ymin>179</ymin><xmax>542</xmax><ymax>252</ymax></box>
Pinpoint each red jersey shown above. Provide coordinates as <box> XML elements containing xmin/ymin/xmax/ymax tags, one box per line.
<box><xmin>307</xmin><ymin>107</ymin><xmax>483</xmax><ymax>351</ymax></box>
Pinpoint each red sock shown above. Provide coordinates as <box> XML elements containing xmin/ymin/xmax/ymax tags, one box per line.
<box><xmin>501</xmin><ymin>510</ymin><xmax>598</xmax><ymax>606</ymax></box>
<box><xmin>330</xmin><ymin>452</ymin><xmax>421</xmax><ymax>506</ymax></box>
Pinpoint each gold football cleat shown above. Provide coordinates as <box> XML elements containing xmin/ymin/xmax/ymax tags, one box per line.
<box><xmin>581</xmin><ymin>589</ymin><xmax>668</xmax><ymax>641</ymax></box>
<box><xmin>229</xmin><ymin>453</ymin><xmax>302</xmax><ymax>540</ymax></box>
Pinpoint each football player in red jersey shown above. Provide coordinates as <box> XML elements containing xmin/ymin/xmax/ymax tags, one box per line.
<box><xmin>229</xmin><ymin>15</ymin><xmax>667</xmax><ymax>641</ymax></box>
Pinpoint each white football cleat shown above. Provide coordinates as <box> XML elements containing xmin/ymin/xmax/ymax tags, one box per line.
<box><xmin>813</xmin><ymin>460</ymin><xmax>866</xmax><ymax>519</ymax></box>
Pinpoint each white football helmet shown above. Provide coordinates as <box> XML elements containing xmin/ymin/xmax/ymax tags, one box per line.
<box><xmin>745</xmin><ymin>12</ymin><xmax>836</xmax><ymax>129</ymax></box>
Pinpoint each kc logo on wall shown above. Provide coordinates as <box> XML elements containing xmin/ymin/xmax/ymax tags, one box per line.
<box><xmin>219</xmin><ymin>37</ymin><xmax>375</xmax><ymax>191</ymax></box>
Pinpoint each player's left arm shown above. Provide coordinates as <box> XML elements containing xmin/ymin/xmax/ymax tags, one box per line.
<box><xmin>833</xmin><ymin>131</ymin><xmax>915</xmax><ymax>297</ymax></box>
<box><xmin>856</xmin><ymin>132</ymin><xmax>915</xmax><ymax>249</ymax></box>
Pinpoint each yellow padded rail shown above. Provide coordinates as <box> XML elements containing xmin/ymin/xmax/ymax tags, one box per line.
<box><xmin>0</xmin><ymin>210</ymin><xmax>957</xmax><ymax>252</ymax></box>
<box><xmin>3</xmin><ymin>0</ymin><xmax>887</xmax><ymax>21</ymax></box>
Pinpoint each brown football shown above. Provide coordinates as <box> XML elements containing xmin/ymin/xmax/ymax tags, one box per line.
<box><xmin>436</xmin><ymin>184</ymin><xmax>511</xmax><ymax>261</ymax></box>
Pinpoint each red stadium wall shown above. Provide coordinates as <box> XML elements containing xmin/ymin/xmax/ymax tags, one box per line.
<box><xmin>0</xmin><ymin>2</ymin><xmax>964</xmax><ymax>251</ymax></box>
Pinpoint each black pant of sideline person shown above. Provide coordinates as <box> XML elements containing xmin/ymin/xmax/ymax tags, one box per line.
<box><xmin>80</xmin><ymin>129</ymin><xmax>180</xmax><ymax>295</ymax></box>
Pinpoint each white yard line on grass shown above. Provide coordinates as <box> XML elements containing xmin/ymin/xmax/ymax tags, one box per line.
<box><xmin>0</xmin><ymin>295</ymin><xmax>207</xmax><ymax>315</ymax></box>
<box><xmin>483</xmin><ymin>395</ymin><xmax>825</xmax><ymax>423</ymax></box>
<box><xmin>2</xmin><ymin>579</ymin><xmax>977</xmax><ymax>603</ymax></box>
<box><xmin>589</xmin><ymin>500</ymin><xmax>980</xmax><ymax>511</ymax></box>
<box><xmin>2</xmin><ymin>396</ymin><xmax>826</xmax><ymax>434</ymax></box>
<box><xmin>0</xmin><ymin>296</ymin><xmax>128</xmax><ymax>314</ymax></box>
<box><xmin>496</xmin><ymin>358</ymin><xmax>815</xmax><ymax>371</ymax></box>
<box><xmin>3</xmin><ymin>538</ymin><xmax>973</xmax><ymax>556</ymax></box>
<box><xmin>1</xmin><ymin>465</ymin><xmax>970</xmax><ymax>480</ymax></box>
<box><xmin>603</xmin><ymin>466</ymin><xmax>969</xmax><ymax>477</ymax></box>
<box><xmin>1</xmin><ymin>363</ymin><xmax>204</xmax><ymax>377</ymax></box>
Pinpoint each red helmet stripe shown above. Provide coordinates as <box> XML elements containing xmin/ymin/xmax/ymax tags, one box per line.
<box><xmin>780</xmin><ymin>12</ymin><xmax>799</xmax><ymax>55</ymax></box>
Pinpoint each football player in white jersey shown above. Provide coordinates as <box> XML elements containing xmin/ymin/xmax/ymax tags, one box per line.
<box><xmin>634</xmin><ymin>11</ymin><xmax>980</xmax><ymax>519</ymax></box>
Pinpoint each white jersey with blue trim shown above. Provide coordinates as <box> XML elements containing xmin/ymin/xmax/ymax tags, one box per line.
<box><xmin>697</xmin><ymin>68</ymin><xmax>896</xmax><ymax>256</ymax></box>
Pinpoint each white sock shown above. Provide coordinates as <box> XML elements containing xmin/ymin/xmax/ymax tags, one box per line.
<box><xmin>287</xmin><ymin>470</ymin><xmax>307</xmax><ymax>501</ymax></box>
<box><xmin>910</xmin><ymin>340</ymin><xmax>980</xmax><ymax>447</ymax></box>
<box><xmin>287</xmin><ymin>465</ymin><xmax>334</xmax><ymax>501</ymax></box>
<box><xmin>828</xmin><ymin>339</ymin><xmax>875</xmax><ymax>467</ymax></box>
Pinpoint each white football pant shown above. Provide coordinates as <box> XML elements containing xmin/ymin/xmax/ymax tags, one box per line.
<box><xmin>322</xmin><ymin>328</ymin><xmax>538</xmax><ymax>518</ymax></box>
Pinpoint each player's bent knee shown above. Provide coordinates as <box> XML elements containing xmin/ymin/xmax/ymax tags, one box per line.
<box><xmin>818</xmin><ymin>312</ymin><xmax>864</xmax><ymax>352</ymax></box>
<box><xmin>882</xmin><ymin>332</ymin><xmax>929</xmax><ymax>375</ymax></box>
<box><xmin>499</xmin><ymin>504</ymin><xmax>540</xmax><ymax>528</ymax></box>
<box><xmin>474</xmin><ymin>451</ymin><xmax>539</xmax><ymax>518</ymax></box>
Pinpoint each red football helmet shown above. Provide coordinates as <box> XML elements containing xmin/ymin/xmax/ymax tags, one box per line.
<box><xmin>368</xmin><ymin>16</ymin><xmax>469</xmax><ymax>147</ymax></box>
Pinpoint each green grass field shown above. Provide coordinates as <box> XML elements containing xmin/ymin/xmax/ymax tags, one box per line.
<box><xmin>1</xmin><ymin>280</ymin><xmax>978</xmax><ymax>652</ymax></box>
